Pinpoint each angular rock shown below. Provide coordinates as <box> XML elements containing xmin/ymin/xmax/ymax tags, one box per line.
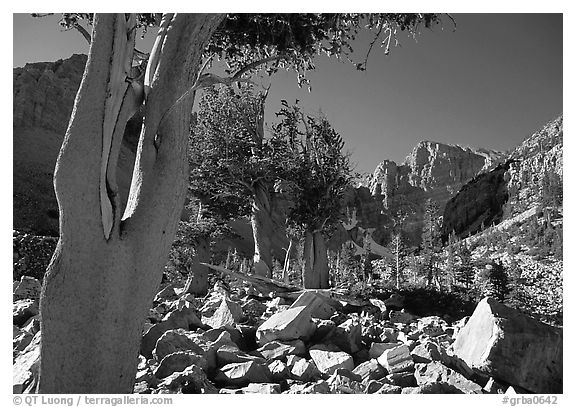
<box><xmin>377</xmin><ymin>344</ymin><xmax>414</xmax><ymax>374</ymax></box>
<box><xmin>284</xmin><ymin>380</ymin><xmax>330</xmax><ymax>394</ymax></box>
<box><xmin>201</xmin><ymin>298</ymin><xmax>244</xmax><ymax>329</ymax></box>
<box><xmin>352</xmin><ymin>359</ymin><xmax>387</xmax><ymax>381</ymax></box>
<box><xmin>22</xmin><ymin>315</ymin><xmax>41</xmax><ymax>336</ymax></box>
<box><xmin>154</xmin><ymin>351</ymin><xmax>207</xmax><ymax>379</ymax></box>
<box><xmin>326</xmin><ymin>369</ymin><xmax>364</xmax><ymax>393</ymax></box>
<box><xmin>410</xmin><ymin>340</ymin><xmax>447</xmax><ymax>364</ymax></box>
<box><xmin>153</xmin><ymin>329</ymin><xmax>205</xmax><ymax>362</ymax></box>
<box><xmin>417</xmin><ymin>316</ymin><xmax>446</xmax><ymax>338</ymax></box>
<box><xmin>309</xmin><ymin>344</ymin><xmax>354</xmax><ymax>375</ymax></box>
<box><xmin>402</xmin><ymin>382</ymin><xmax>464</xmax><ymax>394</ymax></box>
<box><xmin>13</xmin><ymin>332</ymin><xmax>40</xmax><ymax>393</ymax></box>
<box><xmin>241</xmin><ymin>383</ymin><xmax>282</xmax><ymax>394</ymax></box>
<box><xmin>141</xmin><ymin>304</ymin><xmax>205</xmax><ymax>358</ymax></box>
<box><xmin>13</xmin><ymin>276</ymin><xmax>42</xmax><ymax>301</ymax></box>
<box><xmin>415</xmin><ymin>361</ymin><xmax>483</xmax><ymax>394</ymax></box>
<box><xmin>215</xmin><ymin>361</ymin><xmax>272</xmax><ymax>387</ymax></box>
<box><xmin>13</xmin><ymin>299</ymin><xmax>39</xmax><ymax>327</ymax></box>
<box><xmin>453</xmin><ymin>297</ymin><xmax>562</xmax><ymax>394</ymax></box>
<box><xmin>216</xmin><ymin>345</ymin><xmax>264</xmax><ymax>367</ymax></box>
<box><xmin>290</xmin><ymin>291</ymin><xmax>339</xmax><ymax>319</ymax></box>
<box><xmin>369</xmin><ymin>342</ymin><xmax>402</xmax><ymax>359</ymax></box>
<box><xmin>386</xmin><ymin>371</ymin><xmax>417</xmax><ymax>387</ymax></box>
<box><xmin>13</xmin><ymin>329</ymin><xmax>34</xmax><ymax>356</ymax></box>
<box><xmin>290</xmin><ymin>358</ymin><xmax>321</xmax><ymax>382</ymax></box>
<box><xmin>256</xmin><ymin>306</ymin><xmax>316</xmax><ymax>345</ymax></box>
<box><xmin>256</xmin><ymin>339</ymin><xmax>305</xmax><ymax>361</ymax></box>
<box><xmin>322</xmin><ymin>318</ymin><xmax>362</xmax><ymax>354</ymax></box>
<box><xmin>268</xmin><ymin>359</ymin><xmax>292</xmax><ymax>381</ymax></box>
<box><xmin>157</xmin><ymin>364</ymin><xmax>218</xmax><ymax>394</ymax></box>
<box><xmin>374</xmin><ymin>383</ymin><xmax>403</xmax><ymax>394</ymax></box>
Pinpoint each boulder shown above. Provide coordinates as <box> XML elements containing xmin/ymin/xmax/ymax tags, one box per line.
<box><xmin>352</xmin><ymin>359</ymin><xmax>387</xmax><ymax>381</ymax></box>
<box><xmin>13</xmin><ymin>332</ymin><xmax>41</xmax><ymax>393</ymax></box>
<box><xmin>290</xmin><ymin>291</ymin><xmax>339</xmax><ymax>319</ymax></box>
<box><xmin>373</xmin><ymin>383</ymin><xmax>403</xmax><ymax>394</ymax></box>
<box><xmin>401</xmin><ymin>382</ymin><xmax>463</xmax><ymax>394</ymax></box>
<box><xmin>414</xmin><ymin>362</ymin><xmax>483</xmax><ymax>394</ymax></box>
<box><xmin>241</xmin><ymin>383</ymin><xmax>282</xmax><ymax>394</ymax></box>
<box><xmin>256</xmin><ymin>306</ymin><xmax>316</xmax><ymax>345</ymax></box>
<box><xmin>284</xmin><ymin>380</ymin><xmax>330</xmax><ymax>394</ymax></box>
<box><xmin>216</xmin><ymin>345</ymin><xmax>264</xmax><ymax>366</ymax></box>
<box><xmin>214</xmin><ymin>361</ymin><xmax>272</xmax><ymax>387</ymax></box>
<box><xmin>326</xmin><ymin>369</ymin><xmax>364</xmax><ymax>393</ymax></box>
<box><xmin>376</xmin><ymin>344</ymin><xmax>414</xmax><ymax>374</ymax></box>
<box><xmin>309</xmin><ymin>344</ymin><xmax>354</xmax><ymax>375</ymax></box>
<box><xmin>156</xmin><ymin>364</ymin><xmax>218</xmax><ymax>394</ymax></box>
<box><xmin>410</xmin><ymin>340</ymin><xmax>447</xmax><ymax>364</ymax></box>
<box><xmin>153</xmin><ymin>329</ymin><xmax>205</xmax><ymax>361</ymax></box>
<box><xmin>201</xmin><ymin>298</ymin><xmax>244</xmax><ymax>329</ymax></box>
<box><xmin>290</xmin><ymin>358</ymin><xmax>321</xmax><ymax>382</ymax></box>
<box><xmin>453</xmin><ymin>297</ymin><xmax>562</xmax><ymax>393</ymax></box>
<box><xmin>386</xmin><ymin>371</ymin><xmax>417</xmax><ymax>387</ymax></box>
<box><xmin>13</xmin><ymin>276</ymin><xmax>42</xmax><ymax>301</ymax></box>
<box><xmin>369</xmin><ymin>342</ymin><xmax>402</xmax><ymax>359</ymax></box>
<box><xmin>256</xmin><ymin>339</ymin><xmax>305</xmax><ymax>361</ymax></box>
<box><xmin>140</xmin><ymin>304</ymin><xmax>205</xmax><ymax>358</ymax></box>
<box><xmin>323</xmin><ymin>318</ymin><xmax>362</xmax><ymax>354</ymax></box>
<box><xmin>267</xmin><ymin>359</ymin><xmax>292</xmax><ymax>381</ymax></box>
<box><xmin>153</xmin><ymin>351</ymin><xmax>207</xmax><ymax>379</ymax></box>
<box><xmin>13</xmin><ymin>299</ymin><xmax>39</xmax><ymax>327</ymax></box>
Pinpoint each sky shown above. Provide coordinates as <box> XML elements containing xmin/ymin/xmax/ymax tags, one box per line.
<box><xmin>12</xmin><ymin>13</ymin><xmax>562</xmax><ymax>177</ymax></box>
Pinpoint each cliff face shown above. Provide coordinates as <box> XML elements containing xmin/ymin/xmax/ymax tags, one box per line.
<box><xmin>13</xmin><ymin>54</ymin><xmax>138</xmax><ymax>236</ymax></box>
<box><xmin>442</xmin><ymin>115</ymin><xmax>563</xmax><ymax>239</ymax></box>
<box><xmin>363</xmin><ymin>141</ymin><xmax>505</xmax><ymax>246</ymax></box>
<box><xmin>370</xmin><ymin>141</ymin><xmax>506</xmax><ymax>211</ymax></box>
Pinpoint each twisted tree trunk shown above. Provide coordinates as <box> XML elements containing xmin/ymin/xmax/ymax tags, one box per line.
<box><xmin>38</xmin><ymin>13</ymin><xmax>224</xmax><ymax>393</ymax></box>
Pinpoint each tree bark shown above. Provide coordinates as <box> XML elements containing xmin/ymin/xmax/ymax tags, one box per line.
<box><xmin>184</xmin><ymin>236</ymin><xmax>211</xmax><ymax>296</ymax></box>
<box><xmin>251</xmin><ymin>182</ymin><xmax>275</xmax><ymax>278</ymax></box>
<box><xmin>302</xmin><ymin>230</ymin><xmax>330</xmax><ymax>289</ymax></box>
<box><xmin>38</xmin><ymin>13</ymin><xmax>224</xmax><ymax>393</ymax></box>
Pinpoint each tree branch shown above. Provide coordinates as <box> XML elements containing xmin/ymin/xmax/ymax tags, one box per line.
<box><xmin>158</xmin><ymin>54</ymin><xmax>290</xmax><ymax>128</ymax></box>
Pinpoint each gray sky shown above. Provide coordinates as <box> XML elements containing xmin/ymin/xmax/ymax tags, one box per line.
<box><xmin>13</xmin><ymin>13</ymin><xmax>562</xmax><ymax>175</ymax></box>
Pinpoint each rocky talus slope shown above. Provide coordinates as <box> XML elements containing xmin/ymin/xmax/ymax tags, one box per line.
<box><xmin>13</xmin><ymin>275</ymin><xmax>562</xmax><ymax>394</ymax></box>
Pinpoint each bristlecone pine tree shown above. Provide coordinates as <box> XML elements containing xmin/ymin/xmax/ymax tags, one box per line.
<box><xmin>37</xmin><ymin>13</ymin><xmax>444</xmax><ymax>393</ymax></box>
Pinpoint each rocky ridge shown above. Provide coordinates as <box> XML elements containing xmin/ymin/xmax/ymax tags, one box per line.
<box><xmin>442</xmin><ymin>115</ymin><xmax>563</xmax><ymax>239</ymax></box>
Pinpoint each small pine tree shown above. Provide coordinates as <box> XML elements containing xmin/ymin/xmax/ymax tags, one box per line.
<box><xmin>475</xmin><ymin>261</ymin><xmax>509</xmax><ymax>301</ymax></box>
<box><xmin>454</xmin><ymin>241</ymin><xmax>475</xmax><ymax>290</ymax></box>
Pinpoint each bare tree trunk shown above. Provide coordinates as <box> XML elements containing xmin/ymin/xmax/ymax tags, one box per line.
<box><xmin>251</xmin><ymin>182</ymin><xmax>275</xmax><ymax>278</ymax></box>
<box><xmin>184</xmin><ymin>236</ymin><xmax>210</xmax><ymax>296</ymax></box>
<box><xmin>302</xmin><ymin>230</ymin><xmax>330</xmax><ymax>289</ymax></box>
<box><xmin>38</xmin><ymin>14</ymin><xmax>224</xmax><ymax>393</ymax></box>
<box><xmin>282</xmin><ymin>238</ymin><xmax>294</xmax><ymax>283</ymax></box>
